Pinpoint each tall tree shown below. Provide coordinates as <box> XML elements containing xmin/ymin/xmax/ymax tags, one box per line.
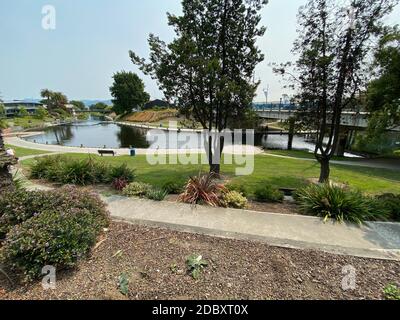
<box><xmin>366</xmin><ymin>26</ymin><xmax>400</xmax><ymax>133</ymax></box>
<box><xmin>70</xmin><ymin>100</ymin><xmax>86</xmax><ymax>111</ymax></box>
<box><xmin>275</xmin><ymin>0</ymin><xmax>398</xmax><ymax>182</ymax></box>
<box><xmin>40</xmin><ymin>89</ymin><xmax>68</xmax><ymax>112</ymax></box>
<box><xmin>109</xmin><ymin>71</ymin><xmax>150</xmax><ymax>115</ymax></box>
<box><xmin>130</xmin><ymin>0</ymin><xmax>267</xmax><ymax>174</ymax></box>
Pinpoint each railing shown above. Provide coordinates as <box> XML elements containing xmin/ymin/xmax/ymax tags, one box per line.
<box><xmin>253</xmin><ymin>103</ymin><xmax>298</xmax><ymax>111</ymax></box>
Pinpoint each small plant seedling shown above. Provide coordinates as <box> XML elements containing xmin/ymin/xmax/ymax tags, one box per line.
<box><xmin>186</xmin><ymin>254</ymin><xmax>208</xmax><ymax>280</ymax></box>
<box><xmin>384</xmin><ymin>284</ymin><xmax>400</xmax><ymax>300</ymax></box>
<box><xmin>170</xmin><ymin>263</ymin><xmax>178</xmax><ymax>273</ymax></box>
<box><xmin>118</xmin><ymin>273</ymin><xmax>129</xmax><ymax>296</ymax></box>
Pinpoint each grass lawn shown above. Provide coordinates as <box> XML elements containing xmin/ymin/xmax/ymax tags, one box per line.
<box><xmin>266</xmin><ymin>149</ymin><xmax>362</xmax><ymax>161</ymax></box>
<box><xmin>5</xmin><ymin>144</ymin><xmax>52</xmax><ymax>158</ymax></box>
<box><xmin>21</xmin><ymin>153</ymin><xmax>400</xmax><ymax>195</ymax></box>
<box><xmin>5</xmin><ymin>116</ymin><xmax>55</xmax><ymax>129</ymax></box>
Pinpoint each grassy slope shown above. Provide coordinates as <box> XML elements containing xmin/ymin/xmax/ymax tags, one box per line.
<box><xmin>266</xmin><ymin>149</ymin><xmax>361</xmax><ymax>161</ymax></box>
<box><xmin>21</xmin><ymin>153</ymin><xmax>400</xmax><ymax>195</ymax></box>
<box><xmin>5</xmin><ymin>145</ymin><xmax>52</xmax><ymax>158</ymax></box>
<box><xmin>5</xmin><ymin>116</ymin><xmax>55</xmax><ymax>129</ymax></box>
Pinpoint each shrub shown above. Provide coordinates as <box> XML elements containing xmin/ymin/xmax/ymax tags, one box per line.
<box><xmin>107</xmin><ymin>164</ymin><xmax>135</xmax><ymax>183</ymax></box>
<box><xmin>122</xmin><ymin>182</ymin><xmax>151</xmax><ymax>197</ymax></box>
<box><xmin>384</xmin><ymin>284</ymin><xmax>400</xmax><ymax>300</ymax></box>
<box><xmin>163</xmin><ymin>181</ymin><xmax>184</xmax><ymax>194</ymax></box>
<box><xmin>30</xmin><ymin>155</ymin><xmax>135</xmax><ymax>186</ymax></box>
<box><xmin>0</xmin><ymin>186</ymin><xmax>109</xmax><ymax>239</ymax></box>
<box><xmin>295</xmin><ymin>184</ymin><xmax>389</xmax><ymax>224</ymax></box>
<box><xmin>146</xmin><ymin>188</ymin><xmax>168</xmax><ymax>201</ymax></box>
<box><xmin>1</xmin><ymin>209</ymin><xmax>107</xmax><ymax>281</ymax></box>
<box><xmin>112</xmin><ymin>178</ymin><xmax>129</xmax><ymax>191</ymax></box>
<box><xmin>376</xmin><ymin>194</ymin><xmax>400</xmax><ymax>221</ymax></box>
<box><xmin>225</xmin><ymin>183</ymin><xmax>249</xmax><ymax>197</ymax></box>
<box><xmin>0</xmin><ymin>187</ymin><xmax>109</xmax><ymax>281</ymax></box>
<box><xmin>254</xmin><ymin>185</ymin><xmax>284</xmax><ymax>203</ymax></box>
<box><xmin>178</xmin><ymin>173</ymin><xmax>227</xmax><ymax>206</ymax></box>
<box><xmin>221</xmin><ymin>191</ymin><xmax>248</xmax><ymax>209</ymax></box>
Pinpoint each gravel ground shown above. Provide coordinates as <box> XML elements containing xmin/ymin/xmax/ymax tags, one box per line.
<box><xmin>1</xmin><ymin>222</ymin><xmax>399</xmax><ymax>300</ymax></box>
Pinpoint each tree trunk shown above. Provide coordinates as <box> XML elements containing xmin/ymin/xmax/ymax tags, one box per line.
<box><xmin>319</xmin><ymin>157</ymin><xmax>330</xmax><ymax>183</ymax></box>
<box><xmin>287</xmin><ymin>117</ymin><xmax>295</xmax><ymax>151</ymax></box>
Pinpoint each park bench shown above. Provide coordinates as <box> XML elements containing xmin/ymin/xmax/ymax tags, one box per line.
<box><xmin>98</xmin><ymin>150</ymin><xmax>116</xmax><ymax>157</ymax></box>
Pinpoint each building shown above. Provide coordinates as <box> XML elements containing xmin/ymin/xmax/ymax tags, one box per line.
<box><xmin>3</xmin><ymin>100</ymin><xmax>45</xmax><ymax>117</ymax></box>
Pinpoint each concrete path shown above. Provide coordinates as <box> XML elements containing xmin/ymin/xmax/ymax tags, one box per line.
<box><xmin>104</xmin><ymin>195</ymin><xmax>400</xmax><ymax>261</ymax></box>
<box><xmin>5</xmin><ymin>136</ymin><xmax>263</xmax><ymax>156</ymax></box>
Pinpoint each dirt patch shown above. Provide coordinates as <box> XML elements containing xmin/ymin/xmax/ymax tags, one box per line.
<box><xmin>1</xmin><ymin>222</ymin><xmax>399</xmax><ymax>300</ymax></box>
<box><xmin>123</xmin><ymin>109</ymin><xmax>178</xmax><ymax>123</ymax></box>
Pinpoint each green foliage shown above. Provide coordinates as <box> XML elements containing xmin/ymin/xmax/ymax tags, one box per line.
<box><xmin>0</xmin><ymin>186</ymin><xmax>109</xmax><ymax>239</ymax></box>
<box><xmin>295</xmin><ymin>184</ymin><xmax>389</xmax><ymax>224</ymax></box>
<box><xmin>376</xmin><ymin>193</ymin><xmax>400</xmax><ymax>221</ymax></box>
<box><xmin>186</xmin><ymin>254</ymin><xmax>208</xmax><ymax>280</ymax></box>
<box><xmin>0</xmin><ymin>103</ymin><xmax>5</xmax><ymax>117</ymax></box>
<box><xmin>110</xmin><ymin>71</ymin><xmax>150</xmax><ymax>115</ymax></box>
<box><xmin>221</xmin><ymin>191</ymin><xmax>248</xmax><ymax>209</ymax></box>
<box><xmin>122</xmin><ymin>182</ymin><xmax>151</xmax><ymax>197</ymax></box>
<box><xmin>40</xmin><ymin>89</ymin><xmax>68</xmax><ymax>113</ymax></box>
<box><xmin>35</xmin><ymin>106</ymin><xmax>48</xmax><ymax>120</ymax></box>
<box><xmin>70</xmin><ymin>100</ymin><xmax>86</xmax><ymax>111</ymax></box>
<box><xmin>30</xmin><ymin>155</ymin><xmax>135</xmax><ymax>185</ymax></box>
<box><xmin>17</xmin><ymin>106</ymin><xmax>29</xmax><ymax>117</ymax></box>
<box><xmin>254</xmin><ymin>185</ymin><xmax>284</xmax><ymax>203</ymax></box>
<box><xmin>145</xmin><ymin>188</ymin><xmax>168</xmax><ymax>201</ymax></box>
<box><xmin>383</xmin><ymin>284</ymin><xmax>400</xmax><ymax>300</ymax></box>
<box><xmin>225</xmin><ymin>183</ymin><xmax>249</xmax><ymax>197</ymax></box>
<box><xmin>0</xmin><ymin>119</ymin><xmax>8</xmax><ymax>129</ymax></box>
<box><xmin>118</xmin><ymin>273</ymin><xmax>130</xmax><ymax>296</ymax></box>
<box><xmin>367</xmin><ymin>26</ymin><xmax>400</xmax><ymax>133</ymax></box>
<box><xmin>0</xmin><ymin>187</ymin><xmax>109</xmax><ymax>281</ymax></box>
<box><xmin>89</xmin><ymin>102</ymin><xmax>110</xmax><ymax>111</ymax></box>
<box><xmin>162</xmin><ymin>181</ymin><xmax>184</xmax><ymax>194</ymax></box>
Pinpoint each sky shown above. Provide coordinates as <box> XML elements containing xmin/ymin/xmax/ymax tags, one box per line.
<box><xmin>0</xmin><ymin>0</ymin><xmax>399</xmax><ymax>103</ymax></box>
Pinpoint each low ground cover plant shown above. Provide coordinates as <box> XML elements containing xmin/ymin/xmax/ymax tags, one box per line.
<box><xmin>375</xmin><ymin>193</ymin><xmax>400</xmax><ymax>221</ymax></box>
<box><xmin>30</xmin><ymin>155</ymin><xmax>135</xmax><ymax>186</ymax></box>
<box><xmin>186</xmin><ymin>254</ymin><xmax>208</xmax><ymax>280</ymax></box>
<box><xmin>0</xmin><ymin>187</ymin><xmax>109</xmax><ymax>281</ymax></box>
<box><xmin>295</xmin><ymin>183</ymin><xmax>389</xmax><ymax>224</ymax></box>
<box><xmin>122</xmin><ymin>182</ymin><xmax>152</xmax><ymax>197</ymax></box>
<box><xmin>254</xmin><ymin>185</ymin><xmax>284</xmax><ymax>203</ymax></box>
<box><xmin>145</xmin><ymin>188</ymin><xmax>168</xmax><ymax>201</ymax></box>
<box><xmin>178</xmin><ymin>173</ymin><xmax>226</xmax><ymax>206</ymax></box>
<box><xmin>383</xmin><ymin>284</ymin><xmax>400</xmax><ymax>300</ymax></box>
<box><xmin>163</xmin><ymin>181</ymin><xmax>184</xmax><ymax>194</ymax></box>
<box><xmin>221</xmin><ymin>191</ymin><xmax>248</xmax><ymax>209</ymax></box>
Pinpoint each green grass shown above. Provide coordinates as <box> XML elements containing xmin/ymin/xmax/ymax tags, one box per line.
<box><xmin>266</xmin><ymin>150</ymin><xmax>361</xmax><ymax>161</ymax></box>
<box><xmin>21</xmin><ymin>153</ymin><xmax>400</xmax><ymax>195</ymax></box>
<box><xmin>5</xmin><ymin>116</ymin><xmax>55</xmax><ymax>129</ymax></box>
<box><xmin>5</xmin><ymin>144</ymin><xmax>52</xmax><ymax>158</ymax></box>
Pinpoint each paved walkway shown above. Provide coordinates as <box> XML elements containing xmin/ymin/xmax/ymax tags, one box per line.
<box><xmin>104</xmin><ymin>195</ymin><xmax>400</xmax><ymax>261</ymax></box>
<box><xmin>5</xmin><ymin>136</ymin><xmax>263</xmax><ymax>156</ymax></box>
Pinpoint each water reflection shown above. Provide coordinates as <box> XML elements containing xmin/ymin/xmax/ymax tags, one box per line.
<box><xmin>25</xmin><ymin>119</ymin><xmax>346</xmax><ymax>154</ymax></box>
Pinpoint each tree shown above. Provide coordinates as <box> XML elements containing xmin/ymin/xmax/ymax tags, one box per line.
<box><xmin>0</xmin><ymin>102</ymin><xmax>5</xmax><ymax>117</ymax></box>
<box><xmin>366</xmin><ymin>26</ymin><xmax>400</xmax><ymax>133</ymax></box>
<box><xmin>131</xmin><ymin>0</ymin><xmax>267</xmax><ymax>174</ymax></box>
<box><xmin>89</xmin><ymin>102</ymin><xmax>109</xmax><ymax>111</ymax></box>
<box><xmin>40</xmin><ymin>89</ymin><xmax>68</xmax><ymax>112</ymax></box>
<box><xmin>35</xmin><ymin>106</ymin><xmax>49</xmax><ymax>120</ymax></box>
<box><xmin>275</xmin><ymin>0</ymin><xmax>398</xmax><ymax>182</ymax></box>
<box><xmin>18</xmin><ymin>106</ymin><xmax>29</xmax><ymax>117</ymax></box>
<box><xmin>109</xmin><ymin>71</ymin><xmax>150</xmax><ymax>115</ymax></box>
<box><xmin>70</xmin><ymin>100</ymin><xmax>86</xmax><ymax>111</ymax></box>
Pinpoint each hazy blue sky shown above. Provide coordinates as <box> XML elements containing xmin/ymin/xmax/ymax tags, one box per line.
<box><xmin>0</xmin><ymin>0</ymin><xmax>399</xmax><ymax>102</ymax></box>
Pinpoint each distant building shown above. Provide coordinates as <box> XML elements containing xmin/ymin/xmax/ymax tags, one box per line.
<box><xmin>3</xmin><ymin>100</ymin><xmax>45</xmax><ymax>117</ymax></box>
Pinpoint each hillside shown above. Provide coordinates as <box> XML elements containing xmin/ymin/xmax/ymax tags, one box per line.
<box><xmin>123</xmin><ymin>109</ymin><xmax>178</xmax><ymax>123</ymax></box>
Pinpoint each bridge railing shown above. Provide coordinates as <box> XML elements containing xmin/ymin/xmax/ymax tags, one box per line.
<box><xmin>253</xmin><ymin>103</ymin><xmax>298</xmax><ymax>111</ymax></box>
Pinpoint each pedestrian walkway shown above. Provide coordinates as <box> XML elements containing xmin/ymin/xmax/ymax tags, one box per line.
<box><xmin>104</xmin><ymin>195</ymin><xmax>400</xmax><ymax>261</ymax></box>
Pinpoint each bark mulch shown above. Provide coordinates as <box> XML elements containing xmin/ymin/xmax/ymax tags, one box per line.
<box><xmin>1</xmin><ymin>222</ymin><xmax>399</xmax><ymax>300</ymax></box>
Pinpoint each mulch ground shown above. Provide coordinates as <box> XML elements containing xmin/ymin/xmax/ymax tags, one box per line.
<box><xmin>1</xmin><ymin>222</ymin><xmax>399</xmax><ymax>300</ymax></box>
